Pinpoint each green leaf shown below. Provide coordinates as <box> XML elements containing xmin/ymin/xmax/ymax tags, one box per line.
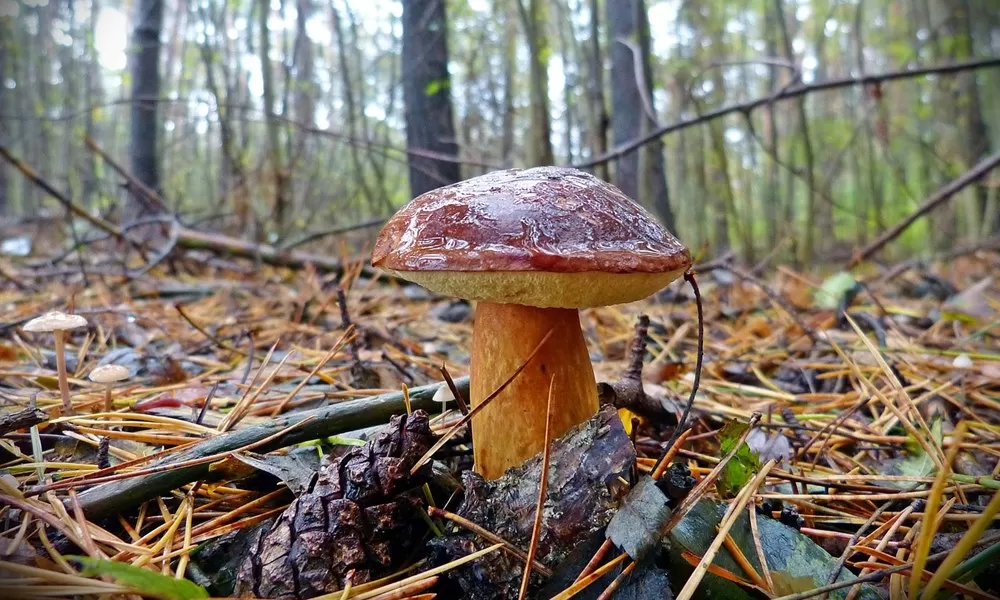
<box><xmin>71</xmin><ymin>557</ymin><xmax>209</xmax><ymax>600</ymax></box>
<box><xmin>424</xmin><ymin>78</ymin><xmax>450</xmax><ymax>97</ymax></box>
<box><xmin>881</xmin><ymin>415</ymin><xmax>942</xmax><ymax>490</ymax></box>
<box><xmin>715</xmin><ymin>420</ymin><xmax>761</xmax><ymax>499</ymax></box>
<box><xmin>669</xmin><ymin>499</ymin><xmax>882</xmax><ymax>599</ymax></box>
<box><xmin>815</xmin><ymin>271</ymin><xmax>858</xmax><ymax>309</ymax></box>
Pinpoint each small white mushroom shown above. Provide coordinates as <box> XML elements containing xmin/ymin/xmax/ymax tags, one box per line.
<box><xmin>24</xmin><ymin>311</ymin><xmax>88</xmax><ymax>415</ymax></box>
<box><xmin>89</xmin><ymin>364</ymin><xmax>130</xmax><ymax>412</ymax></box>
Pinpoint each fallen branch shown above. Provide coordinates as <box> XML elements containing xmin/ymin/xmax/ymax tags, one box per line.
<box><xmin>572</xmin><ymin>57</ymin><xmax>1000</xmax><ymax>169</ymax></box>
<box><xmin>72</xmin><ymin>377</ymin><xmax>469</xmax><ymax>519</ymax></box>
<box><xmin>174</xmin><ymin>226</ymin><xmax>370</xmax><ymax>274</ymax></box>
<box><xmin>0</xmin><ymin>145</ymin><xmax>123</xmax><ymax>241</ymax></box>
<box><xmin>848</xmin><ymin>150</ymin><xmax>1000</xmax><ymax>267</ymax></box>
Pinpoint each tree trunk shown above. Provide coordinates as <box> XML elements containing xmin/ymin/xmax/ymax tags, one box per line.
<box><xmin>943</xmin><ymin>0</ymin><xmax>992</xmax><ymax>234</ymax></box>
<box><xmin>81</xmin><ymin>0</ymin><xmax>102</xmax><ymax>209</ymax></box>
<box><xmin>401</xmin><ymin>0</ymin><xmax>462</xmax><ymax>196</ymax></box>
<box><xmin>606</xmin><ymin>0</ymin><xmax>675</xmax><ymax>231</ymax></box>
<box><xmin>518</xmin><ymin>0</ymin><xmax>554</xmax><ymax>166</ymax></box>
<box><xmin>126</xmin><ymin>0</ymin><xmax>164</xmax><ymax>224</ymax></box>
<box><xmin>500</xmin><ymin>7</ymin><xmax>516</xmax><ymax>164</ymax></box>
<box><xmin>0</xmin><ymin>12</ymin><xmax>10</xmax><ymax>214</ymax></box>
<box><xmin>257</xmin><ymin>0</ymin><xmax>288</xmax><ymax>233</ymax></box>
<box><xmin>586</xmin><ymin>0</ymin><xmax>608</xmax><ymax>181</ymax></box>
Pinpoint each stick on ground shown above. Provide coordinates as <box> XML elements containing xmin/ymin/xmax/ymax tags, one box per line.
<box><xmin>73</xmin><ymin>377</ymin><xmax>469</xmax><ymax>519</ymax></box>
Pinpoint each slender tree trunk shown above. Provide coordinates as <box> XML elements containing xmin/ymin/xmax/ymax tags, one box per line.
<box><xmin>606</xmin><ymin>0</ymin><xmax>675</xmax><ymax>231</ymax></box>
<box><xmin>944</xmin><ymin>0</ymin><xmax>992</xmax><ymax>234</ymax></box>
<box><xmin>586</xmin><ymin>0</ymin><xmax>608</xmax><ymax>181</ymax></box>
<box><xmin>555</xmin><ymin>2</ymin><xmax>575</xmax><ymax>164</ymax></box>
<box><xmin>401</xmin><ymin>0</ymin><xmax>462</xmax><ymax>196</ymax></box>
<box><xmin>126</xmin><ymin>0</ymin><xmax>164</xmax><ymax>224</ymax></box>
<box><xmin>500</xmin><ymin>7</ymin><xmax>516</xmax><ymax>164</ymax></box>
<box><xmin>763</xmin><ymin>8</ymin><xmax>780</xmax><ymax>251</ymax></box>
<box><xmin>81</xmin><ymin>0</ymin><xmax>102</xmax><ymax>209</ymax></box>
<box><xmin>0</xmin><ymin>12</ymin><xmax>10</xmax><ymax>214</ymax></box>
<box><xmin>774</xmin><ymin>0</ymin><xmax>817</xmax><ymax>263</ymax></box>
<box><xmin>518</xmin><ymin>0</ymin><xmax>554</xmax><ymax>166</ymax></box>
<box><xmin>257</xmin><ymin>0</ymin><xmax>287</xmax><ymax>233</ymax></box>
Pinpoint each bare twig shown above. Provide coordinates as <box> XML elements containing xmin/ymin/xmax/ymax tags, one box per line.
<box><xmin>573</xmin><ymin>57</ymin><xmax>1000</xmax><ymax>169</ymax></box>
<box><xmin>848</xmin><ymin>150</ymin><xmax>1000</xmax><ymax>266</ymax></box>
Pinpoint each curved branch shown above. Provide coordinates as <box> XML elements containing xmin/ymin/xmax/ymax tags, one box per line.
<box><xmin>572</xmin><ymin>56</ymin><xmax>1000</xmax><ymax>169</ymax></box>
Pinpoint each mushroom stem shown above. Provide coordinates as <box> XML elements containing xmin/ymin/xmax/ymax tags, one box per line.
<box><xmin>469</xmin><ymin>301</ymin><xmax>599</xmax><ymax>479</ymax></box>
<box><xmin>104</xmin><ymin>385</ymin><xmax>113</xmax><ymax>412</ymax></box>
<box><xmin>52</xmin><ymin>332</ymin><xmax>74</xmax><ymax>415</ymax></box>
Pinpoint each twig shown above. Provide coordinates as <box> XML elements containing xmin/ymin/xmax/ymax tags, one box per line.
<box><xmin>517</xmin><ymin>375</ymin><xmax>556</xmax><ymax>600</ymax></box>
<box><xmin>281</xmin><ymin>217</ymin><xmax>388</xmax><ymax>250</ymax></box>
<box><xmin>0</xmin><ymin>405</ymin><xmax>49</xmax><ymax>436</ymax></box>
<box><xmin>849</xmin><ymin>150</ymin><xmax>1000</xmax><ymax>267</ymax></box>
<box><xmin>427</xmin><ymin>507</ymin><xmax>552</xmax><ymax>577</ymax></box>
<box><xmin>652</xmin><ymin>270</ymin><xmax>705</xmax><ymax>475</ymax></box>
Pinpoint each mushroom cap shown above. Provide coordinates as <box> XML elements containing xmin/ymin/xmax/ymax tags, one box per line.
<box><xmin>88</xmin><ymin>364</ymin><xmax>130</xmax><ymax>383</ymax></box>
<box><xmin>371</xmin><ymin>166</ymin><xmax>691</xmax><ymax>308</ymax></box>
<box><xmin>23</xmin><ymin>311</ymin><xmax>89</xmax><ymax>333</ymax></box>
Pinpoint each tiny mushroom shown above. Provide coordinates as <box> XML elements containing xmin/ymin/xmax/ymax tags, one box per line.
<box><xmin>88</xmin><ymin>364</ymin><xmax>130</xmax><ymax>412</ymax></box>
<box><xmin>24</xmin><ymin>311</ymin><xmax>89</xmax><ymax>415</ymax></box>
<box><xmin>371</xmin><ymin>166</ymin><xmax>692</xmax><ymax>479</ymax></box>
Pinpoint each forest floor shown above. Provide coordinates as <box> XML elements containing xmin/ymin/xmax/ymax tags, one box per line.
<box><xmin>0</xmin><ymin>237</ymin><xmax>998</xmax><ymax>599</ymax></box>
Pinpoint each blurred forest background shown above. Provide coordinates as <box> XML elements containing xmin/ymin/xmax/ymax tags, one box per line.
<box><xmin>1</xmin><ymin>0</ymin><xmax>999</xmax><ymax>267</ymax></box>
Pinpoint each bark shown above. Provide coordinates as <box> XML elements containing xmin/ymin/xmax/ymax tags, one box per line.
<box><xmin>606</xmin><ymin>0</ymin><xmax>676</xmax><ymax>231</ymax></box>
<box><xmin>401</xmin><ymin>0</ymin><xmax>462</xmax><ymax>196</ymax></box>
<box><xmin>126</xmin><ymin>0</ymin><xmax>165</xmax><ymax>224</ymax></box>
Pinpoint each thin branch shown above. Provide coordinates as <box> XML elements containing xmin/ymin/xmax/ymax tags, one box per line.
<box><xmin>573</xmin><ymin>56</ymin><xmax>1000</xmax><ymax>169</ymax></box>
<box><xmin>849</xmin><ymin>150</ymin><xmax>1000</xmax><ymax>267</ymax></box>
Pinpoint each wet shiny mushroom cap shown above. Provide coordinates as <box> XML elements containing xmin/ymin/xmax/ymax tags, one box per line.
<box><xmin>24</xmin><ymin>311</ymin><xmax>89</xmax><ymax>333</ymax></box>
<box><xmin>371</xmin><ymin>166</ymin><xmax>691</xmax><ymax>308</ymax></box>
<box><xmin>88</xmin><ymin>364</ymin><xmax>130</xmax><ymax>384</ymax></box>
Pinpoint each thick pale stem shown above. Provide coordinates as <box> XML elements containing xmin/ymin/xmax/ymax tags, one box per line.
<box><xmin>470</xmin><ymin>301</ymin><xmax>599</xmax><ymax>479</ymax></box>
<box><xmin>53</xmin><ymin>332</ymin><xmax>73</xmax><ymax>415</ymax></box>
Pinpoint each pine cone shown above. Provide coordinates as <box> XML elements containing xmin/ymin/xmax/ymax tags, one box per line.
<box><xmin>234</xmin><ymin>410</ymin><xmax>435</xmax><ymax>599</ymax></box>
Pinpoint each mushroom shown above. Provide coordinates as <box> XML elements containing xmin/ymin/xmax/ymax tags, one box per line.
<box><xmin>88</xmin><ymin>364</ymin><xmax>130</xmax><ymax>412</ymax></box>
<box><xmin>23</xmin><ymin>311</ymin><xmax>89</xmax><ymax>415</ymax></box>
<box><xmin>371</xmin><ymin>166</ymin><xmax>691</xmax><ymax>479</ymax></box>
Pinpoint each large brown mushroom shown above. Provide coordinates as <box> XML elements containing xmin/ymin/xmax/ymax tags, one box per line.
<box><xmin>372</xmin><ymin>166</ymin><xmax>691</xmax><ymax>479</ymax></box>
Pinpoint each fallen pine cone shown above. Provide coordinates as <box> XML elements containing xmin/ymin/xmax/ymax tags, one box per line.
<box><xmin>234</xmin><ymin>409</ymin><xmax>435</xmax><ymax>599</ymax></box>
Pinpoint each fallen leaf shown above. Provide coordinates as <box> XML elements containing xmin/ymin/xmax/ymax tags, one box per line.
<box><xmin>716</xmin><ymin>420</ymin><xmax>761</xmax><ymax>499</ymax></box>
<box><xmin>816</xmin><ymin>271</ymin><xmax>858</xmax><ymax>309</ymax></box>
<box><xmin>668</xmin><ymin>498</ymin><xmax>882</xmax><ymax>599</ymax></box>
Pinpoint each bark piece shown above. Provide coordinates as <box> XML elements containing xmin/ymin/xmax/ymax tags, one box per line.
<box><xmin>233</xmin><ymin>410</ymin><xmax>435</xmax><ymax>599</ymax></box>
<box><xmin>427</xmin><ymin>405</ymin><xmax>635</xmax><ymax>598</ymax></box>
